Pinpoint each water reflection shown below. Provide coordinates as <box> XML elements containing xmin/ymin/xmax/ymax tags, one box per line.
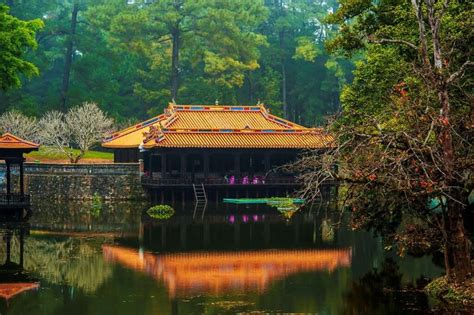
<box><xmin>0</xmin><ymin>201</ymin><xmax>446</xmax><ymax>314</ymax></box>
<box><xmin>0</xmin><ymin>223</ymin><xmax>39</xmax><ymax>307</ymax></box>
<box><xmin>103</xmin><ymin>246</ymin><xmax>351</xmax><ymax>297</ymax></box>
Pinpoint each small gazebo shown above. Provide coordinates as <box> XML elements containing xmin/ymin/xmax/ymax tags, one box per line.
<box><xmin>0</xmin><ymin>133</ymin><xmax>39</xmax><ymax>218</ymax></box>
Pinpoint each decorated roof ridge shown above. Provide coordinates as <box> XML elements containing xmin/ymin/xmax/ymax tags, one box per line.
<box><xmin>156</xmin><ymin>128</ymin><xmax>324</xmax><ymax>133</ymax></box>
<box><xmin>103</xmin><ymin>113</ymin><xmax>167</xmax><ymax>143</ymax></box>
<box><xmin>103</xmin><ymin>103</ymin><xmax>318</xmax><ymax>144</ymax></box>
<box><xmin>0</xmin><ymin>133</ymin><xmax>40</xmax><ymax>148</ymax></box>
<box><xmin>168</xmin><ymin>103</ymin><xmax>264</xmax><ymax>111</ymax></box>
<box><xmin>167</xmin><ymin>103</ymin><xmax>307</xmax><ymax>130</ymax></box>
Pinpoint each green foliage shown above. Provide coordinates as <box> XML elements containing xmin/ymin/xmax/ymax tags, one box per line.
<box><xmin>426</xmin><ymin>277</ymin><xmax>474</xmax><ymax>306</ymax></box>
<box><xmin>147</xmin><ymin>204</ymin><xmax>175</xmax><ymax>220</ymax></box>
<box><xmin>0</xmin><ymin>4</ymin><xmax>43</xmax><ymax>90</ymax></box>
<box><xmin>0</xmin><ymin>0</ymin><xmax>351</xmax><ymax>126</ymax></box>
<box><xmin>266</xmin><ymin>197</ymin><xmax>300</xmax><ymax>219</ymax></box>
<box><xmin>90</xmin><ymin>193</ymin><xmax>102</xmax><ymax>217</ymax></box>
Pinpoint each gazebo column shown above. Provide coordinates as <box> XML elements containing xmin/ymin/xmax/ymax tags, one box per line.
<box><xmin>19</xmin><ymin>158</ymin><xmax>25</xmax><ymax>196</ymax></box>
<box><xmin>203</xmin><ymin>152</ymin><xmax>210</xmax><ymax>179</ymax></box>
<box><xmin>147</xmin><ymin>153</ymin><xmax>153</xmax><ymax>175</ymax></box>
<box><xmin>264</xmin><ymin>152</ymin><xmax>271</xmax><ymax>173</ymax></box>
<box><xmin>180</xmin><ymin>153</ymin><xmax>187</xmax><ymax>178</ymax></box>
<box><xmin>6</xmin><ymin>160</ymin><xmax>11</xmax><ymax>197</ymax></box>
<box><xmin>234</xmin><ymin>153</ymin><xmax>241</xmax><ymax>176</ymax></box>
<box><xmin>161</xmin><ymin>153</ymin><xmax>167</xmax><ymax>178</ymax></box>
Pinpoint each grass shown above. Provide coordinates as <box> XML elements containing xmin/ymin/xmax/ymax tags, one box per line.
<box><xmin>425</xmin><ymin>276</ymin><xmax>474</xmax><ymax>306</ymax></box>
<box><xmin>26</xmin><ymin>146</ymin><xmax>113</xmax><ymax>161</ymax></box>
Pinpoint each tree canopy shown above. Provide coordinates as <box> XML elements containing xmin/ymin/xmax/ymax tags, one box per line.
<box><xmin>0</xmin><ymin>4</ymin><xmax>43</xmax><ymax>90</ymax></box>
<box><xmin>0</xmin><ymin>0</ymin><xmax>351</xmax><ymax>124</ymax></box>
<box><xmin>295</xmin><ymin>0</ymin><xmax>473</xmax><ymax>286</ymax></box>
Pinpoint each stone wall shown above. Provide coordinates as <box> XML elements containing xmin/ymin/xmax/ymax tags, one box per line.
<box><xmin>0</xmin><ymin>163</ymin><xmax>145</xmax><ymax>200</ymax></box>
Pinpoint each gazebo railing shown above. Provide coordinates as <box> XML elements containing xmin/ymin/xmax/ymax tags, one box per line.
<box><xmin>141</xmin><ymin>175</ymin><xmax>298</xmax><ymax>186</ymax></box>
<box><xmin>0</xmin><ymin>193</ymin><xmax>31</xmax><ymax>207</ymax></box>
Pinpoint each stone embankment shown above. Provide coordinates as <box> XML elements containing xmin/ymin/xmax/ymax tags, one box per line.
<box><xmin>0</xmin><ymin>163</ymin><xmax>145</xmax><ymax>200</ymax></box>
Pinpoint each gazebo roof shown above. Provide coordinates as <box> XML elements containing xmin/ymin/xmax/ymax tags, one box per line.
<box><xmin>103</xmin><ymin>104</ymin><xmax>334</xmax><ymax>149</ymax></box>
<box><xmin>0</xmin><ymin>133</ymin><xmax>40</xmax><ymax>152</ymax></box>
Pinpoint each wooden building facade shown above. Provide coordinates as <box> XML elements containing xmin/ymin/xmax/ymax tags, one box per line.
<box><xmin>103</xmin><ymin>104</ymin><xmax>333</xmax><ymax>201</ymax></box>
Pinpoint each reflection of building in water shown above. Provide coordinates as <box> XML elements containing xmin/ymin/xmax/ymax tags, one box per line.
<box><xmin>0</xmin><ymin>223</ymin><xmax>28</xmax><ymax>269</ymax></box>
<box><xmin>0</xmin><ymin>224</ymin><xmax>39</xmax><ymax>304</ymax></box>
<box><xmin>0</xmin><ymin>283</ymin><xmax>39</xmax><ymax>300</ymax></box>
<box><xmin>103</xmin><ymin>246</ymin><xmax>351</xmax><ymax>297</ymax></box>
<box><xmin>139</xmin><ymin>211</ymin><xmax>340</xmax><ymax>252</ymax></box>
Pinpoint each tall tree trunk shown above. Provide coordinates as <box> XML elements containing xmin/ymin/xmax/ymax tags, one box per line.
<box><xmin>247</xmin><ymin>71</ymin><xmax>254</xmax><ymax>103</ymax></box>
<box><xmin>443</xmin><ymin>204</ymin><xmax>472</xmax><ymax>284</ymax></box>
<box><xmin>60</xmin><ymin>1</ymin><xmax>79</xmax><ymax>112</ymax></box>
<box><xmin>281</xmin><ymin>60</ymin><xmax>287</xmax><ymax>118</ymax></box>
<box><xmin>170</xmin><ymin>26</ymin><xmax>180</xmax><ymax>101</ymax></box>
<box><xmin>437</xmin><ymin>84</ymin><xmax>471</xmax><ymax>285</ymax></box>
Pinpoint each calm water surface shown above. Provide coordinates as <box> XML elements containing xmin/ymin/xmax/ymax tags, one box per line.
<box><xmin>0</xmin><ymin>201</ymin><xmax>443</xmax><ymax>314</ymax></box>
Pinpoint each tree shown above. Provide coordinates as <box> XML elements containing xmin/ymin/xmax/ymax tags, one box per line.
<box><xmin>0</xmin><ymin>110</ymin><xmax>38</xmax><ymax>140</ymax></box>
<box><xmin>0</xmin><ymin>4</ymin><xmax>43</xmax><ymax>90</ymax></box>
<box><xmin>90</xmin><ymin>0</ymin><xmax>267</xmax><ymax>110</ymax></box>
<box><xmin>295</xmin><ymin>0</ymin><xmax>473</xmax><ymax>285</ymax></box>
<box><xmin>38</xmin><ymin>102</ymin><xmax>114</xmax><ymax>163</ymax></box>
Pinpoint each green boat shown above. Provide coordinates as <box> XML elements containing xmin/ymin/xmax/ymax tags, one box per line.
<box><xmin>223</xmin><ymin>198</ymin><xmax>305</xmax><ymax>204</ymax></box>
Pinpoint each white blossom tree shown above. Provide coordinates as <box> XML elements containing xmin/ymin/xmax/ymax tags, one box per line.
<box><xmin>0</xmin><ymin>110</ymin><xmax>39</xmax><ymax>141</ymax></box>
<box><xmin>38</xmin><ymin>102</ymin><xmax>114</xmax><ymax>163</ymax></box>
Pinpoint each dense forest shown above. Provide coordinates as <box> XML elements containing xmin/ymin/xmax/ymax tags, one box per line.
<box><xmin>0</xmin><ymin>0</ymin><xmax>352</xmax><ymax>125</ymax></box>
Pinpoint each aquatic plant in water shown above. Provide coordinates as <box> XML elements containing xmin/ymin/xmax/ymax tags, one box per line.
<box><xmin>147</xmin><ymin>204</ymin><xmax>175</xmax><ymax>220</ymax></box>
<box><xmin>266</xmin><ymin>197</ymin><xmax>300</xmax><ymax>219</ymax></box>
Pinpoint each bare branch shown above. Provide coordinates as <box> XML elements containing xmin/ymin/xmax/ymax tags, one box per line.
<box><xmin>447</xmin><ymin>60</ymin><xmax>473</xmax><ymax>84</ymax></box>
<box><xmin>371</xmin><ymin>38</ymin><xmax>418</xmax><ymax>50</ymax></box>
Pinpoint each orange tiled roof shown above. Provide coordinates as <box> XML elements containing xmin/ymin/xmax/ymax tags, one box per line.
<box><xmin>103</xmin><ymin>104</ymin><xmax>333</xmax><ymax>149</ymax></box>
<box><xmin>0</xmin><ymin>133</ymin><xmax>40</xmax><ymax>150</ymax></box>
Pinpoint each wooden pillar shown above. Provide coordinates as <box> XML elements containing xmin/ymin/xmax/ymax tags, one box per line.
<box><xmin>20</xmin><ymin>159</ymin><xmax>25</xmax><ymax>196</ymax></box>
<box><xmin>148</xmin><ymin>153</ymin><xmax>153</xmax><ymax>174</ymax></box>
<box><xmin>264</xmin><ymin>152</ymin><xmax>271</xmax><ymax>172</ymax></box>
<box><xmin>161</xmin><ymin>153</ymin><xmax>167</xmax><ymax>178</ymax></box>
<box><xmin>203</xmin><ymin>152</ymin><xmax>209</xmax><ymax>180</ymax></box>
<box><xmin>234</xmin><ymin>153</ymin><xmax>241</xmax><ymax>176</ymax></box>
<box><xmin>6</xmin><ymin>160</ymin><xmax>11</xmax><ymax>197</ymax></box>
<box><xmin>180</xmin><ymin>153</ymin><xmax>186</xmax><ymax>178</ymax></box>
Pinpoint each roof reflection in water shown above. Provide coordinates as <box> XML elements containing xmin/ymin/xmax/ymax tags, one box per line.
<box><xmin>103</xmin><ymin>246</ymin><xmax>351</xmax><ymax>297</ymax></box>
<box><xmin>0</xmin><ymin>283</ymin><xmax>39</xmax><ymax>300</ymax></box>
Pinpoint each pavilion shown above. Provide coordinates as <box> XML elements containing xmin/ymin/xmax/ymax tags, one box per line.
<box><xmin>0</xmin><ymin>133</ymin><xmax>39</xmax><ymax>219</ymax></box>
<box><xmin>103</xmin><ymin>103</ymin><xmax>332</xmax><ymax>185</ymax></box>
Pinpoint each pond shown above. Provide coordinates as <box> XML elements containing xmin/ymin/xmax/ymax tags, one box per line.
<box><xmin>0</xmin><ymin>201</ymin><xmax>443</xmax><ymax>314</ymax></box>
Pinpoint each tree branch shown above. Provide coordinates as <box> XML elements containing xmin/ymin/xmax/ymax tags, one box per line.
<box><xmin>447</xmin><ymin>60</ymin><xmax>473</xmax><ymax>84</ymax></box>
<box><xmin>371</xmin><ymin>38</ymin><xmax>418</xmax><ymax>50</ymax></box>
